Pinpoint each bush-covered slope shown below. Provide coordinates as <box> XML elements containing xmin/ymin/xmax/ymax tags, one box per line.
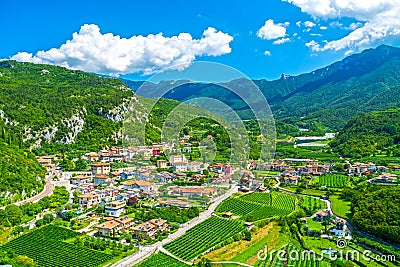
<box><xmin>330</xmin><ymin>109</ymin><xmax>400</xmax><ymax>158</ymax></box>
<box><xmin>0</xmin><ymin>123</ymin><xmax>45</xmax><ymax>204</ymax></box>
<box><xmin>0</xmin><ymin>60</ymin><xmax>147</xmax><ymax>153</ymax></box>
<box><xmin>345</xmin><ymin>187</ymin><xmax>400</xmax><ymax>245</ymax></box>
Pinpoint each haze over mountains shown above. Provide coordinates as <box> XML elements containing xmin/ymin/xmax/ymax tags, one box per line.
<box><xmin>123</xmin><ymin>45</ymin><xmax>400</xmax><ymax>130</ymax></box>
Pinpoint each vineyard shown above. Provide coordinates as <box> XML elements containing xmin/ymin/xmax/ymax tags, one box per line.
<box><xmin>135</xmin><ymin>252</ymin><xmax>188</xmax><ymax>267</ymax></box>
<box><xmin>164</xmin><ymin>216</ymin><xmax>244</xmax><ymax>261</ymax></box>
<box><xmin>240</xmin><ymin>192</ymin><xmax>273</xmax><ymax>205</ymax></box>
<box><xmin>254</xmin><ymin>244</ymin><xmax>331</xmax><ymax>267</ymax></box>
<box><xmin>216</xmin><ymin>192</ymin><xmax>296</xmax><ymax>221</ymax></box>
<box><xmin>318</xmin><ymin>174</ymin><xmax>349</xmax><ymax>188</ymax></box>
<box><xmin>272</xmin><ymin>193</ymin><xmax>296</xmax><ymax>210</ymax></box>
<box><xmin>215</xmin><ymin>198</ymin><xmax>263</xmax><ymax>216</ymax></box>
<box><xmin>247</xmin><ymin>206</ymin><xmax>293</xmax><ymax>221</ymax></box>
<box><xmin>0</xmin><ymin>225</ymin><xmax>113</xmax><ymax>267</ymax></box>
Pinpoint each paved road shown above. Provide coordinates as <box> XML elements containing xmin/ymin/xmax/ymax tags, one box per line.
<box><xmin>12</xmin><ymin>176</ymin><xmax>55</xmax><ymax>207</ymax></box>
<box><xmin>109</xmin><ymin>185</ymin><xmax>239</xmax><ymax>267</ymax></box>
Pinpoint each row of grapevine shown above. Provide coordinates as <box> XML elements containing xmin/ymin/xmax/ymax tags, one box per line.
<box><xmin>164</xmin><ymin>216</ymin><xmax>244</xmax><ymax>261</ymax></box>
<box><xmin>216</xmin><ymin>198</ymin><xmax>263</xmax><ymax>216</ymax></box>
<box><xmin>318</xmin><ymin>174</ymin><xmax>348</xmax><ymax>188</ymax></box>
<box><xmin>0</xmin><ymin>225</ymin><xmax>113</xmax><ymax>267</ymax></box>
<box><xmin>240</xmin><ymin>192</ymin><xmax>273</xmax><ymax>205</ymax></box>
<box><xmin>135</xmin><ymin>252</ymin><xmax>188</xmax><ymax>267</ymax></box>
<box><xmin>216</xmin><ymin>192</ymin><xmax>296</xmax><ymax>221</ymax></box>
<box><xmin>247</xmin><ymin>206</ymin><xmax>293</xmax><ymax>221</ymax></box>
<box><xmin>272</xmin><ymin>194</ymin><xmax>296</xmax><ymax>210</ymax></box>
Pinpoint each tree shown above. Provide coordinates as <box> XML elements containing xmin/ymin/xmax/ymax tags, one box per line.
<box><xmin>14</xmin><ymin>255</ymin><xmax>37</xmax><ymax>267</ymax></box>
<box><xmin>43</xmin><ymin>213</ymin><xmax>54</xmax><ymax>224</ymax></box>
<box><xmin>63</xmin><ymin>211</ymin><xmax>74</xmax><ymax>221</ymax></box>
<box><xmin>35</xmin><ymin>219</ymin><xmax>44</xmax><ymax>227</ymax></box>
<box><xmin>74</xmin><ymin>158</ymin><xmax>88</xmax><ymax>171</ymax></box>
<box><xmin>5</xmin><ymin>205</ymin><xmax>23</xmax><ymax>226</ymax></box>
<box><xmin>243</xmin><ymin>230</ymin><xmax>252</xmax><ymax>241</ymax></box>
<box><xmin>73</xmin><ymin>191</ymin><xmax>82</xmax><ymax>204</ymax></box>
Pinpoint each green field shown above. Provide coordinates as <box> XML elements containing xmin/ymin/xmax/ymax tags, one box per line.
<box><xmin>135</xmin><ymin>252</ymin><xmax>188</xmax><ymax>267</ymax></box>
<box><xmin>330</xmin><ymin>195</ymin><xmax>351</xmax><ymax>218</ymax></box>
<box><xmin>216</xmin><ymin>192</ymin><xmax>296</xmax><ymax>221</ymax></box>
<box><xmin>0</xmin><ymin>225</ymin><xmax>113</xmax><ymax>267</ymax></box>
<box><xmin>164</xmin><ymin>216</ymin><xmax>244</xmax><ymax>261</ymax></box>
<box><xmin>300</xmin><ymin>195</ymin><xmax>327</xmax><ymax>215</ymax></box>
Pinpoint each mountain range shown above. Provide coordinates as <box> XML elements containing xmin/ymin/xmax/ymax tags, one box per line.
<box><xmin>123</xmin><ymin>45</ymin><xmax>400</xmax><ymax>130</ymax></box>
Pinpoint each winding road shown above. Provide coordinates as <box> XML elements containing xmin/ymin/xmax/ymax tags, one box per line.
<box><xmin>0</xmin><ymin>175</ymin><xmax>55</xmax><ymax>210</ymax></box>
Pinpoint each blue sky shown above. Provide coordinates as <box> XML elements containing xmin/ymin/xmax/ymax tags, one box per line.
<box><xmin>1</xmin><ymin>0</ymin><xmax>399</xmax><ymax>80</ymax></box>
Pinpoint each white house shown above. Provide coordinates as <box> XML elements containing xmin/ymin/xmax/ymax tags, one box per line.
<box><xmin>122</xmin><ymin>180</ymin><xmax>153</xmax><ymax>193</ymax></box>
<box><xmin>105</xmin><ymin>201</ymin><xmax>126</xmax><ymax>217</ymax></box>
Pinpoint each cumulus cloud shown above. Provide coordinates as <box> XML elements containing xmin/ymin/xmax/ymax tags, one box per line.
<box><xmin>273</xmin><ymin>38</ymin><xmax>291</xmax><ymax>45</ymax></box>
<box><xmin>264</xmin><ymin>50</ymin><xmax>272</xmax><ymax>56</ymax></box>
<box><xmin>283</xmin><ymin>0</ymin><xmax>400</xmax><ymax>52</ymax></box>
<box><xmin>320</xmin><ymin>26</ymin><xmax>328</xmax><ymax>30</ymax></box>
<box><xmin>11</xmin><ymin>24</ymin><xmax>233</xmax><ymax>75</ymax></box>
<box><xmin>257</xmin><ymin>19</ymin><xmax>289</xmax><ymax>40</ymax></box>
<box><xmin>304</xmin><ymin>21</ymin><xmax>316</xmax><ymax>28</ymax></box>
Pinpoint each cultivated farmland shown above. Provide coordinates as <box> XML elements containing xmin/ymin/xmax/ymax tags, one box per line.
<box><xmin>216</xmin><ymin>192</ymin><xmax>296</xmax><ymax>221</ymax></box>
<box><xmin>318</xmin><ymin>174</ymin><xmax>349</xmax><ymax>188</ymax></box>
<box><xmin>0</xmin><ymin>225</ymin><xmax>113</xmax><ymax>267</ymax></box>
<box><xmin>135</xmin><ymin>252</ymin><xmax>188</xmax><ymax>267</ymax></box>
<box><xmin>164</xmin><ymin>216</ymin><xmax>244</xmax><ymax>261</ymax></box>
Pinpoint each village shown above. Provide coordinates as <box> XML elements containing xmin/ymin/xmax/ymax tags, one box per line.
<box><xmin>32</xmin><ymin>139</ymin><xmax>400</xmax><ymax>248</ymax></box>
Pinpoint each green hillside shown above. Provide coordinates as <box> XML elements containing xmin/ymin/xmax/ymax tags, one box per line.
<box><xmin>330</xmin><ymin>109</ymin><xmax>400</xmax><ymax>159</ymax></box>
<box><xmin>126</xmin><ymin>45</ymin><xmax>400</xmax><ymax>130</ymax></box>
<box><xmin>0</xmin><ymin>123</ymin><xmax>45</xmax><ymax>205</ymax></box>
<box><xmin>0</xmin><ymin>60</ymin><xmax>140</xmax><ymax>154</ymax></box>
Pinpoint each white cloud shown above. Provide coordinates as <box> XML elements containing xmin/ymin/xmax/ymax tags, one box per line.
<box><xmin>283</xmin><ymin>0</ymin><xmax>400</xmax><ymax>51</ymax></box>
<box><xmin>329</xmin><ymin>21</ymin><xmax>344</xmax><ymax>28</ymax></box>
<box><xmin>257</xmin><ymin>19</ymin><xmax>289</xmax><ymax>40</ymax></box>
<box><xmin>346</xmin><ymin>22</ymin><xmax>363</xmax><ymax>30</ymax></box>
<box><xmin>320</xmin><ymin>26</ymin><xmax>328</xmax><ymax>30</ymax></box>
<box><xmin>305</xmin><ymin>40</ymin><xmax>321</xmax><ymax>51</ymax></box>
<box><xmin>304</xmin><ymin>21</ymin><xmax>316</xmax><ymax>28</ymax></box>
<box><xmin>296</xmin><ymin>21</ymin><xmax>302</xmax><ymax>27</ymax></box>
<box><xmin>11</xmin><ymin>24</ymin><xmax>233</xmax><ymax>76</ymax></box>
<box><xmin>264</xmin><ymin>50</ymin><xmax>272</xmax><ymax>56</ymax></box>
<box><xmin>273</xmin><ymin>38</ymin><xmax>291</xmax><ymax>45</ymax></box>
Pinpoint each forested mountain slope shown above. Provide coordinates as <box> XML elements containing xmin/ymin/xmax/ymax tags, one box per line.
<box><xmin>125</xmin><ymin>45</ymin><xmax>400</xmax><ymax>130</ymax></box>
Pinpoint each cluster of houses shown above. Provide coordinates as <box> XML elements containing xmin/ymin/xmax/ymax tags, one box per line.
<box><xmin>69</xmin><ymin>150</ymin><xmax>233</xmax><ymax>210</ymax></box>
<box><xmin>308</xmin><ymin>209</ymin><xmax>352</xmax><ymax>239</ymax></box>
<box><xmin>247</xmin><ymin>158</ymin><xmax>400</xmax><ymax>188</ymax></box>
<box><xmin>370</xmin><ymin>173</ymin><xmax>398</xmax><ymax>184</ymax></box>
<box><xmin>96</xmin><ymin>216</ymin><xmax>169</xmax><ymax>239</ymax></box>
<box><xmin>248</xmin><ymin>159</ymin><xmax>332</xmax><ymax>186</ymax></box>
<box><xmin>84</xmin><ymin>143</ymin><xmax>173</xmax><ymax>162</ymax></box>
